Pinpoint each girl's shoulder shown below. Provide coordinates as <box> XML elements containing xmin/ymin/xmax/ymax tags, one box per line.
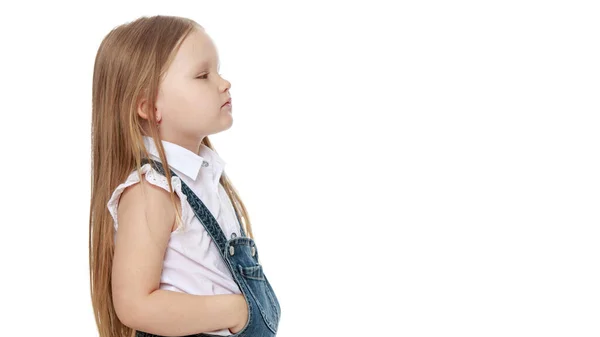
<box><xmin>107</xmin><ymin>163</ymin><xmax>192</xmax><ymax>233</ymax></box>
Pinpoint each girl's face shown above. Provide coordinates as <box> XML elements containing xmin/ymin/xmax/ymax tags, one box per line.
<box><xmin>154</xmin><ymin>28</ymin><xmax>232</xmax><ymax>152</ymax></box>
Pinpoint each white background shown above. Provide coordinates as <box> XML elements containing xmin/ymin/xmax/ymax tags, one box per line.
<box><xmin>0</xmin><ymin>1</ymin><xmax>598</xmax><ymax>336</ymax></box>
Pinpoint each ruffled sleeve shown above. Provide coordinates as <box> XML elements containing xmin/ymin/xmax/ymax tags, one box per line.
<box><xmin>107</xmin><ymin>163</ymin><xmax>191</xmax><ymax>233</ymax></box>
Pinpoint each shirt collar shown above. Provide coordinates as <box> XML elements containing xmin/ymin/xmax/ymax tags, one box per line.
<box><xmin>143</xmin><ymin>136</ymin><xmax>226</xmax><ymax>182</ymax></box>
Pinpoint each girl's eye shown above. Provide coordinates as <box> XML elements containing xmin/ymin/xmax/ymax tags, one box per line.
<box><xmin>196</xmin><ymin>73</ymin><xmax>209</xmax><ymax>79</ymax></box>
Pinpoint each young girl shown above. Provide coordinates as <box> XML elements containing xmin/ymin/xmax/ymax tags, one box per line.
<box><xmin>89</xmin><ymin>15</ymin><xmax>281</xmax><ymax>337</ymax></box>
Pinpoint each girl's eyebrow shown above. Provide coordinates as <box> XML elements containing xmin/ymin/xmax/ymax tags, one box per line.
<box><xmin>195</xmin><ymin>59</ymin><xmax>221</xmax><ymax>71</ymax></box>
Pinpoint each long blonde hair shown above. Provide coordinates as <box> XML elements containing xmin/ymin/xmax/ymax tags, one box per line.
<box><xmin>89</xmin><ymin>15</ymin><xmax>254</xmax><ymax>337</ymax></box>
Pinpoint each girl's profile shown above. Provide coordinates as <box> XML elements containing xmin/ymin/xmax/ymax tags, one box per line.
<box><xmin>88</xmin><ymin>15</ymin><xmax>281</xmax><ymax>337</ymax></box>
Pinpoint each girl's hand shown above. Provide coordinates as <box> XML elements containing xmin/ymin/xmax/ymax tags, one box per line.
<box><xmin>228</xmin><ymin>294</ymin><xmax>249</xmax><ymax>334</ymax></box>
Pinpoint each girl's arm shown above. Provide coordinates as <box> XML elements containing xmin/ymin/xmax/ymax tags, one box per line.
<box><xmin>111</xmin><ymin>179</ymin><xmax>247</xmax><ymax>336</ymax></box>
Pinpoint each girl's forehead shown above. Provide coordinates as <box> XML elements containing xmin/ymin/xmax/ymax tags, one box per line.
<box><xmin>176</xmin><ymin>30</ymin><xmax>220</xmax><ymax>68</ymax></box>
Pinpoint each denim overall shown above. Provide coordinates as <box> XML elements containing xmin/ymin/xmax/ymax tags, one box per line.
<box><xmin>136</xmin><ymin>159</ymin><xmax>281</xmax><ymax>337</ymax></box>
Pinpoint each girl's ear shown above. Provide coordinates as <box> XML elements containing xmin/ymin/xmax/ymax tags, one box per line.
<box><xmin>137</xmin><ymin>97</ymin><xmax>161</xmax><ymax>123</ymax></box>
<box><xmin>137</xmin><ymin>97</ymin><xmax>150</xmax><ymax>120</ymax></box>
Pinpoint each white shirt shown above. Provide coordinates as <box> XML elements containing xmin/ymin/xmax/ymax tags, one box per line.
<box><xmin>107</xmin><ymin>136</ymin><xmax>241</xmax><ymax>336</ymax></box>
